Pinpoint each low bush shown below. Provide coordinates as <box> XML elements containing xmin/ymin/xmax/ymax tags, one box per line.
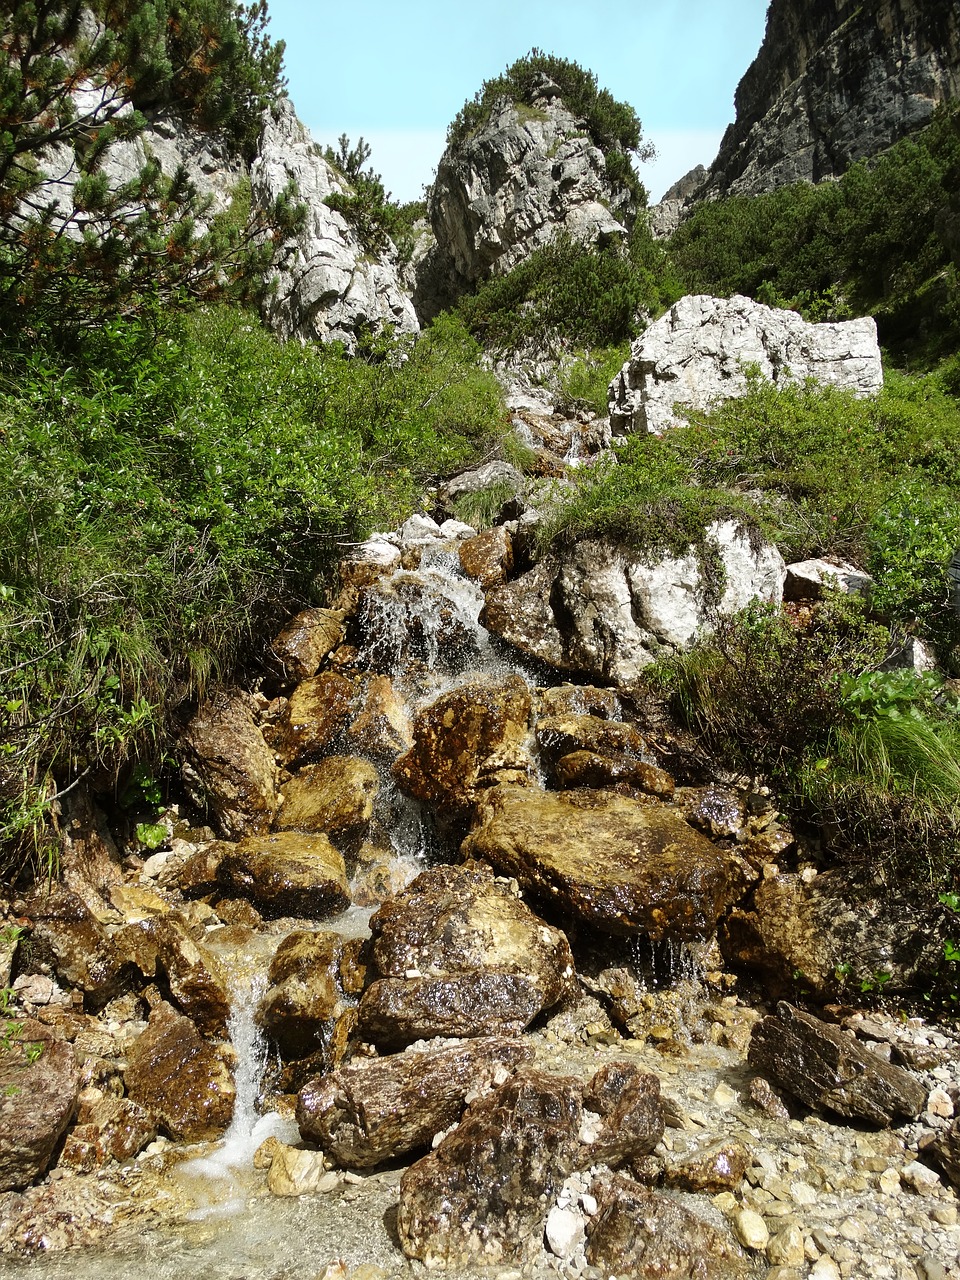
<box><xmin>542</xmin><ymin>371</ymin><xmax>960</xmax><ymax>655</ymax></box>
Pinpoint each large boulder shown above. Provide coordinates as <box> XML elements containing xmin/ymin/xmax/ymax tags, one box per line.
<box><xmin>112</xmin><ymin>914</ymin><xmax>231</xmax><ymax>1037</ymax></box>
<box><xmin>398</xmin><ymin>1067</ymin><xmax>585</xmax><ymax>1266</ymax></box>
<box><xmin>357</xmin><ymin>863</ymin><xmax>575</xmax><ymax>1049</ymax></box>
<box><xmin>722</xmin><ymin>872</ymin><xmax>956</xmax><ymax>999</ymax></box>
<box><xmin>482</xmin><ymin>527</ymin><xmax>785</xmax><ymax>685</ymax></box>
<box><xmin>270</xmin><ymin>672</ymin><xmax>356</xmax><ymax>769</ymax></box>
<box><xmin>418</xmin><ymin>78</ymin><xmax>634</xmax><ymax>317</ymax></box>
<box><xmin>608</xmin><ymin>294</ymin><xmax>883</xmax><ymax>436</ymax></box>
<box><xmin>215</xmin><ymin>832</ymin><xmax>350</xmax><ymax>919</ymax></box>
<box><xmin>462</xmin><ymin>784</ymin><xmax>748</xmax><ymax>942</ymax></box>
<box><xmin>392</xmin><ymin>674</ymin><xmax>534</xmax><ymax>825</ymax></box>
<box><xmin>275</xmin><ymin>756</ymin><xmax>379</xmax><ymax>846</ymax></box>
<box><xmin>258</xmin><ymin>930</ymin><xmax>352</xmax><ymax>1061</ymax></box>
<box><xmin>0</xmin><ymin>1021</ymin><xmax>79</xmax><ymax>1191</ymax></box>
<box><xmin>181</xmin><ymin>691</ymin><xmax>278</xmax><ymax>839</ymax></box>
<box><xmin>397</xmin><ymin>1062</ymin><xmax>665</xmax><ymax>1267</ymax></box>
<box><xmin>252</xmin><ymin>100</ymin><xmax>418</xmax><ymax>350</ymax></box>
<box><xmin>585</xmin><ymin>1174</ymin><xmax>746</xmax><ymax>1278</ymax></box>
<box><xmin>124</xmin><ymin>1005</ymin><xmax>235</xmax><ymax>1141</ymax></box>
<box><xmin>296</xmin><ymin>1037</ymin><xmax>534</xmax><ymax>1169</ymax></box>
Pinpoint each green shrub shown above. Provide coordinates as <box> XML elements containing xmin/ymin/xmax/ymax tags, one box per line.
<box><xmin>457</xmin><ymin>230</ymin><xmax>673</xmax><ymax>355</ymax></box>
<box><xmin>667</xmin><ymin>102</ymin><xmax>960</xmax><ymax>358</ymax></box>
<box><xmin>0</xmin><ymin>306</ymin><xmax>505</xmax><ymax>875</ymax></box>
<box><xmin>558</xmin><ymin>344</ymin><xmax>631</xmax><ymax>417</ymax></box>
<box><xmin>323</xmin><ymin>135</ymin><xmax>425</xmax><ymax>264</ymax></box>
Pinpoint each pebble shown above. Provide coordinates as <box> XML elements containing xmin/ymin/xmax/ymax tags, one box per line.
<box><xmin>712</xmin><ymin>1082</ymin><xmax>738</xmax><ymax>1108</ymax></box>
<box><xmin>809</xmin><ymin>1261</ymin><xmax>842</xmax><ymax>1280</ymax></box>
<box><xmin>879</xmin><ymin>1167</ymin><xmax>902</xmax><ymax>1195</ymax></box>
<box><xmin>766</xmin><ymin>1224</ymin><xmax>805</xmax><ymax>1266</ymax></box>
<box><xmin>545</xmin><ymin>1205</ymin><xmax>583</xmax><ymax>1259</ymax></box>
<box><xmin>901</xmin><ymin>1162</ymin><xmax>942</xmax><ymax>1194</ymax></box>
<box><xmin>734</xmin><ymin>1208</ymin><xmax>769</xmax><ymax>1251</ymax></box>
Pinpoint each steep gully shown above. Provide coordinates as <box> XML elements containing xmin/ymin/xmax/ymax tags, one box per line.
<box><xmin>2</xmin><ymin>395</ymin><xmax>959</xmax><ymax>1279</ymax></box>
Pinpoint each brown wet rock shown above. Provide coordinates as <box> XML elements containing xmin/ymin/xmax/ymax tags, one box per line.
<box><xmin>181</xmin><ymin>691</ymin><xmax>278</xmax><ymax>838</ymax></box>
<box><xmin>535</xmin><ymin>712</ymin><xmax>651</xmax><ymax>768</ymax></box>
<box><xmin>392</xmin><ymin>675</ymin><xmax>533</xmax><ymax>826</ymax></box>
<box><xmin>665</xmin><ymin>1138</ymin><xmax>752</xmax><ymax>1193</ymax></box>
<box><xmin>345</xmin><ymin>673</ymin><xmax>412</xmax><ymax>762</ymax></box>
<box><xmin>111</xmin><ymin>913</ymin><xmax>230</xmax><ymax>1038</ymax></box>
<box><xmin>458</xmin><ymin>525</ymin><xmax>514</xmax><ymax>589</ymax></box>
<box><xmin>748</xmin><ymin>1002</ymin><xmax>926</xmax><ymax>1126</ymax></box>
<box><xmin>175</xmin><ymin>846</ymin><xmax>224</xmax><ymax>897</ymax></box>
<box><xmin>747</xmin><ymin>1075</ymin><xmax>791</xmax><ymax>1120</ymax></box>
<box><xmin>553</xmin><ymin>750</ymin><xmax>675</xmax><ymax>797</ymax></box>
<box><xmin>270</xmin><ymin>672</ymin><xmax>355</xmax><ymax>768</ymax></box>
<box><xmin>19</xmin><ymin>888</ymin><xmax>125</xmax><ymax>1001</ymax></box>
<box><xmin>357</xmin><ymin>863</ymin><xmax>575</xmax><ymax>1049</ymax></box>
<box><xmin>297</xmin><ymin>1036</ymin><xmax>534</xmax><ymax>1169</ymax></box>
<box><xmin>537</xmin><ymin>684</ymin><xmax>621</xmax><ymax>720</ymax></box>
<box><xmin>272</xmin><ymin>607</ymin><xmax>345</xmax><ymax>680</ymax></box>
<box><xmin>58</xmin><ymin>788</ymin><xmax>123</xmax><ymax>910</ymax></box>
<box><xmin>351</xmin><ymin>840</ymin><xmax>412</xmax><ymax>907</ymax></box>
<box><xmin>677</xmin><ymin>785</ymin><xmax>748</xmax><ymax>839</ymax></box>
<box><xmin>582</xmin><ymin>1060</ymin><xmax>664</xmax><ymax>1165</ymax></box>
<box><xmin>0</xmin><ymin>1019</ymin><xmax>79</xmax><ymax>1191</ymax></box>
<box><xmin>585</xmin><ymin>1173</ymin><xmax>746</xmax><ymax>1278</ymax></box>
<box><xmin>932</xmin><ymin>1116</ymin><xmax>960</xmax><ymax>1189</ymax></box>
<box><xmin>216</xmin><ymin>832</ymin><xmax>349</xmax><ymax>919</ymax></box>
<box><xmin>258</xmin><ymin>930</ymin><xmax>346</xmax><ymax>1060</ymax></box>
<box><xmin>462</xmin><ymin>785</ymin><xmax>748</xmax><ymax>942</ymax></box>
<box><xmin>276</xmin><ymin>755</ymin><xmax>379</xmax><ymax>845</ymax></box>
<box><xmin>721</xmin><ymin>872</ymin><xmax>954</xmax><ymax>999</ymax></box>
<box><xmin>398</xmin><ymin>1067</ymin><xmax>585</xmax><ymax>1267</ymax></box>
<box><xmin>124</xmin><ymin>1004</ymin><xmax>235</xmax><ymax>1140</ymax></box>
<box><xmin>60</xmin><ymin>1095</ymin><xmax>156</xmax><ymax>1171</ymax></box>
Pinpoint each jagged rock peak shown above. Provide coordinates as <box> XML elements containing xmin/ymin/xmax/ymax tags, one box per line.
<box><xmin>415</xmin><ymin>77</ymin><xmax>638</xmax><ymax>320</ymax></box>
<box><xmin>253</xmin><ymin>100</ymin><xmax>419</xmax><ymax>350</ymax></box>
<box><xmin>703</xmin><ymin>0</ymin><xmax>960</xmax><ymax>199</ymax></box>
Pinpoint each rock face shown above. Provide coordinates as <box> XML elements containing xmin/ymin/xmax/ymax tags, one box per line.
<box><xmin>701</xmin><ymin>0</ymin><xmax>960</xmax><ymax>199</ymax></box>
<box><xmin>357</xmin><ymin>864</ymin><xmax>575</xmax><ymax>1049</ymax></box>
<box><xmin>748</xmin><ymin>1002</ymin><xmax>926</xmax><ymax>1126</ymax></box>
<box><xmin>482</xmin><ymin>527</ymin><xmax>786</xmax><ymax>684</ymax></box>
<box><xmin>0</xmin><ymin>1022</ymin><xmax>79</xmax><ymax>1192</ymax></box>
<box><xmin>418</xmin><ymin>78</ymin><xmax>634</xmax><ymax>318</ymax></box>
<box><xmin>252</xmin><ymin>100</ymin><xmax>418</xmax><ymax>349</ymax></box>
<box><xmin>609</xmin><ymin>295</ymin><xmax>883</xmax><ymax>436</ymax></box>
<box><xmin>462</xmin><ymin>785</ymin><xmax>747</xmax><ymax>942</ymax></box>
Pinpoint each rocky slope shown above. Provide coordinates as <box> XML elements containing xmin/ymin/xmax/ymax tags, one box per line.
<box><xmin>700</xmin><ymin>0</ymin><xmax>960</xmax><ymax>200</ymax></box>
<box><xmin>414</xmin><ymin>74</ymin><xmax>637</xmax><ymax>321</ymax></box>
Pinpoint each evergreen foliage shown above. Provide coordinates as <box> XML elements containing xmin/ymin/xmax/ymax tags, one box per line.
<box><xmin>0</xmin><ymin>0</ymin><xmax>292</xmax><ymax>341</ymax></box>
<box><xmin>323</xmin><ymin>133</ymin><xmax>425</xmax><ymax>263</ymax></box>
<box><xmin>668</xmin><ymin>103</ymin><xmax>960</xmax><ymax>358</ymax></box>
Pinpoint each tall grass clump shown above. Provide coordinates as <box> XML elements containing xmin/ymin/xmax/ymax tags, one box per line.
<box><xmin>0</xmin><ymin>307</ymin><xmax>505</xmax><ymax>878</ymax></box>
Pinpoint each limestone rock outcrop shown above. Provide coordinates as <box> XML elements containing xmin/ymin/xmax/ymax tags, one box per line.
<box><xmin>482</xmin><ymin>526</ymin><xmax>786</xmax><ymax>684</ymax></box>
<box><xmin>608</xmin><ymin>294</ymin><xmax>883</xmax><ymax>436</ymax></box>
<box><xmin>253</xmin><ymin>100</ymin><xmax>419</xmax><ymax>349</ymax></box>
<box><xmin>417</xmin><ymin>78</ymin><xmax>635</xmax><ymax>318</ymax></box>
<box><xmin>702</xmin><ymin>0</ymin><xmax>960</xmax><ymax>200</ymax></box>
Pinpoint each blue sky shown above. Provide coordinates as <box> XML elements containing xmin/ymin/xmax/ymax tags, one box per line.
<box><xmin>264</xmin><ymin>1</ymin><xmax>770</xmax><ymax>203</ymax></box>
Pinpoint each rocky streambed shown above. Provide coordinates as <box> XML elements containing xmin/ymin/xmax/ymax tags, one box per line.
<box><xmin>1</xmin><ymin>385</ymin><xmax>959</xmax><ymax>1280</ymax></box>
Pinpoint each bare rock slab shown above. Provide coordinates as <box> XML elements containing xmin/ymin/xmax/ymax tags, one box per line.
<box><xmin>748</xmin><ymin>1001</ymin><xmax>926</xmax><ymax>1126</ymax></box>
<box><xmin>124</xmin><ymin>1005</ymin><xmax>235</xmax><ymax>1140</ymax></box>
<box><xmin>297</xmin><ymin>1036</ymin><xmax>534</xmax><ymax>1168</ymax></box>
<box><xmin>357</xmin><ymin>863</ymin><xmax>575</xmax><ymax>1049</ymax></box>
<box><xmin>462</xmin><ymin>785</ymin><xmax>747</xmax><ymax>942</ymax></box>
<box><xmin>0</xmin><ymin>1020</ymin><xmax>79</xmax><ymax>1191</ymax></box>
<box><xmin>609</xmin><ymin>293</ymin><xmax>882</xmax><ymax>436</ymax></box>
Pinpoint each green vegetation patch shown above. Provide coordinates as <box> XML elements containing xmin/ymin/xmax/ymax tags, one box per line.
<box><xmin>0</xmin><ymin>307</ymin><xmax>505</xmax><ymax>875</ymax></box>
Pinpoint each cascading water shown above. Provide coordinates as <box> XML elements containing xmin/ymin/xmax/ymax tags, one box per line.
<box><xmin>175</xmin><ymin>966</ymin><xmax>298</xmax><ymax>1217</ymax></box>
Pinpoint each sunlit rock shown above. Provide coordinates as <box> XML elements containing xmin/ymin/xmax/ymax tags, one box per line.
<box><xmin>215</xmin><ymin>832</ymin><xmax>350</xmax><ymax>919</ymax></box>
<box><xmin>124</xmin><ymin>1005</ymin><xmax>235</xmax><ymax>1140</ymax></box>
<box><xmin>275</xmin><ymin>755</ymin><xmax>379</xmax><ymax>846</ymax></box>
<box><xmin>357</xmin><ymin>863</ymin><xmax>575</xmax><ymax>1049</ymax></box>
<box><xmin>181</xmin><ymin>691</ymin><xmax>278</xmax><ymax>838</ymax></box>
<box><xmin>463</xmin><ymin>784</ymin><xmax>748</xmax><ymax>941</ymax></box>
<box><xmin>0</xmin><ymin>1020</ymin><xmax>79</xmax><ymax>1191</ymax></box>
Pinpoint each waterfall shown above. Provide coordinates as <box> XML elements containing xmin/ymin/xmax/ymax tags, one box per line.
<box><xmin>175</xmin><ymin>968</ymin><xmax>298</xmax><ymax>1218</ymax></box>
